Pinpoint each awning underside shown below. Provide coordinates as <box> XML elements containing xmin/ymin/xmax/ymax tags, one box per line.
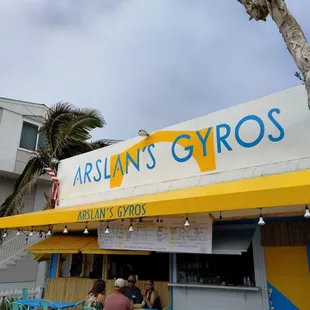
<box><xmin>26</xmin><ymin>236</ymin><xmax>151</xmax><ymax>256</ymax></box>
<box><xmin>26</xmin><ymin>235</ymin><xmax>95</xmax><ymax>254</ymax></box>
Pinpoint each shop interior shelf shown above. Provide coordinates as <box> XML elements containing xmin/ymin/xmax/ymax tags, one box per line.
<box><xmin>168</xmin><ymin>283</ymin><xmax>261</xmax><ymax>292</ymax></box>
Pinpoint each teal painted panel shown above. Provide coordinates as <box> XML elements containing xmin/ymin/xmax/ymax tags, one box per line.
<box><xmin>267</xmin><ymin>282</ymin><xmax>298</xmax><ymax>310</ymax></box>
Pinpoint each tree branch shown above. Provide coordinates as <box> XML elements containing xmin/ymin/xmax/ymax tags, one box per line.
<box><xmin>238</xmin><ymin>0</ymin><xmax>310</xmax><ymax>108</ymax></box>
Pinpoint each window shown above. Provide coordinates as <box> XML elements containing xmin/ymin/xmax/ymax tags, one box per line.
<box><xmin>176</xmin><ymin>244</ymin><xmax>255</xmax><ymax>287</ymax></box>
<box><xmin>70</xmin><ymin>253</ymin><xmax>83</xmax><ymax>277</ymax></box>
<box><xmin>107</xmin><ymin>253</ymin><xmax>170</xmax><ymax>281</ymax></box>
<box><xmin>37</xmin><ymin>131</ymin><xmax>46</xmax><ymax>149</ymax></box>
<box><xmin>60</xmin><ymin>254</ymin><xmax>104</xmax><ymax>278</ymax></box>
<box><xmin>19</xmin><ymin>121</ymin><xmax>45</xmax><ymax>150</ymax></box>
<box><xmin>175</xmin><ymin>225</ymin><xmax>256</xmax><ymax>287</ymax></box>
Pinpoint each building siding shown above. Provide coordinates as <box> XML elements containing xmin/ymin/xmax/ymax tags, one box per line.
<box><xmin>0</xmin><ymin>99</ymin><xmax>49</xmax><ymax>289</ymax></box>
<box><xmin>0</xmin><ymin>109</ymin><xmax>22</xmax><ymax>172</ymax></box>
<box><xmin>0</xmin><ymin>176</ymin><xmax>51</xmax><ymax>285</ymax></box>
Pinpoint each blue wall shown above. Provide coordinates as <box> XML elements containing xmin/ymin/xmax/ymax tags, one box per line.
<box><xmin>48</xmin><ymin>254</ymin><xmax>59</xmax><ymax>278</ymax></box>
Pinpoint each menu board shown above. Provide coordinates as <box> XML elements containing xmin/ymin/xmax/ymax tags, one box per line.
<box><xmin>98</xmin><ymin>216</ymin><xmax>212</xmax><ymax>254</ymax></box>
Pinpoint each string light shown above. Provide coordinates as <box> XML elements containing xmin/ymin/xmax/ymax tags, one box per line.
<box><xmin>47</xmin><ymin>229</ymin><xmax>52</xmax><ymax>236</ymax></box>
<box><xmin>258</xmin><ymin>208</ymin><xmax>265</xmax><ymax>226</ymax></box>
<box><xmin>63</xmin><ymin>225</ymin><xmax>68</xmax><ymax>234</ymax></box>
<box><xmin>29</xmin><ymin>227</ymin><xmax>34</xmax><ymax>237</ymax></box>
<box><xmin>16</xmin><ymin>229</ymin><xmax>21</xmax><ymax>236</ymax></box>
<box><xmin>304</xmin><ymin>205</ymin><xmax>310</xmax><ymax>218</ymax></box>
<box><xmin>105</xmin><ymin>222</ymin><xmax>110</xmax><ymax>234</ymax></box>
<box><xmin>129</xmin><ymin>223</ymin><xmax>134</xmax><ymax>232</ymax></box>
<box><xmin>184</xmin><ymin>217</ymin><xmax>190</xmax><ymax>227</ymax></box>
<box><xmin>3</xmin><ymin>230</ymin><xmax>7</xmax><ymax>238</ymax></box>
<box><xmin>83</xmin><ymin>223</ymin><xmax>89</xmax><ymax>234</ymax></box>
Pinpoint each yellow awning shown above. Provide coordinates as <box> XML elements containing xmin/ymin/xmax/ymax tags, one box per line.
<box><xmin>26</xmin><ymin>235</ymin><xmax>95</xmax><ymax>254</ymax></box>
<box><xmin>80</xmin><ymin>239</ymin><xmax>151</xmax><ymax>255</ymax></box>
<box><xmin>1</xmin><ymin>169</ymin><xmax>310</xmax><ymax>230</ymax></box>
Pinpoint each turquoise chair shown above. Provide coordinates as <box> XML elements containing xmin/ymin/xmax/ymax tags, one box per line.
<box><xmin>10</xmin><ymin>302</ymin><xmax>27</xmax><ymax>310</ymax></box>
<box><xmin>40</xmin><ymin>300</ymin><xmax>57</xmax><ymax>310</ymax></box>
<box><xmin>73</xmin><ymin>301</ymin><xmax>85</xmax><ymax>310</ymax></box>
<box><xmin>21</xmin><ymin>289</ymin><xmax>28</xmax><ymax>301</ymax></box>
<box><xmin>84</xmin><ymin>302</ymin><xmax>100</xmax><ymax>310</ymax></box>
<box><xmin>4</xmin><ymin>298</ymin><xmax>11</xmax><ymax>310</ymax></box>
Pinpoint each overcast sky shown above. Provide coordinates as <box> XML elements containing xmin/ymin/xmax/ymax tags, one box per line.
<box><xmin>0</xmin><ymin>0</ymin><xmax>309</xmax><ymax>140</ymax></box>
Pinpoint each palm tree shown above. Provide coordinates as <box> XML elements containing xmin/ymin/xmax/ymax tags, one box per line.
<box><xmin>0</xmin><ymin>102</ymin><xmax>107</xmax><ymax>218</ymax></box>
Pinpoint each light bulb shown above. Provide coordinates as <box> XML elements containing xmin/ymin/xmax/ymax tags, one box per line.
<box><xmin>184</xmin><ymin>217</ymin><xmax>190</xmax><ymax>227</ymax></box>
<box><xmin>16</xmin><ymin>230</ymin><xmax>21</xmax><ymax>236</ymax></box>
<box><xmin>129</xmin><ymin>223</ymin><xmax>134</xmax><ymax>232</ymax></box>
<box><xmin>304</xmin><ymin>206</ymin><xmax>310</xmax><ymax>218</ymax></box>
<box><xmin>29</xmin><ymin>231</ymin><xmax>33</xmax><ymax>237</ymax></box>
<box><xmin>105</xmin><ymin>227</ymin><xmax>110</xmax><ymax>234</ymax></box>
<box><xmin>258</xmin><ymin>216</ymin><xmax>265</xmax><ymax>226</ymax></box>
<box><xmin>83</xmin><ymin>226</ymin><xmax>89</xmax><ymax>234</ymax></box>
<box><xmin>47</xmin><ymin>230</ymin><xmax>52</xmax><ymax>236</ymax></box>
<box><xmin>3</xmin><ymin>231</ymin><xmax>7</xmax><ymax>238</ymax></box>
<box><xmin>63</xmin><ymin>226</ymin><xmax>68</xmax><ymax>234</ymax></box>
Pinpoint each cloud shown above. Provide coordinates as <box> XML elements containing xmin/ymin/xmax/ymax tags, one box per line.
<box><xmin>0</xmin><ymin>0</ymin><xmax>309</xmax><ymax>140</ymax></box>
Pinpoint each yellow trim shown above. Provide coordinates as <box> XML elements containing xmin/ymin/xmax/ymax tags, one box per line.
<box><xmin>82</xmin><ymin>249</ymin><xmax>151</xmax><ymax>255</ymax></box>
<box><xmin>25</xmin><ymin>235</ymin><xmax>95</xmax><ymax>254</ymax></box>
<box><xmin>34</xmin><ymin>253</ymin><xmax>51</xmax><ymax>261</ymax></box>
<box><xmin>80</xmin><ymin>240</ymin><xmax>151</xmax><ymax>255</ymax></box>
<box><xmin>2</xmin><ymin>169</ymin><xmax>310</xmax><ymax>229</ymax></box>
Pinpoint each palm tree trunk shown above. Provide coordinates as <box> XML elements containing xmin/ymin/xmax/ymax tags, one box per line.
<box><xmin>238</xmin><ymin>0</ymin><xmax>310</xmax><ymax>108</ymax></box>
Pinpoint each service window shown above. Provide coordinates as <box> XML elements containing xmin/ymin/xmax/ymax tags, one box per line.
<box><xmin>107</xmin><ymin>252</ymin><xmax>169</xmax><ymax>281</ymax></box>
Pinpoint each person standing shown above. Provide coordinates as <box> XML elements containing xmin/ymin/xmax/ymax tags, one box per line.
<box><xmin>123</xmin><ymin>275</ymin><xmax>142</xmax><ymax>304</ymax></box>
<box><xmin>104</xmin><ymin>278</ymin><xmax>132</xmax><ymax>310</ymax></box>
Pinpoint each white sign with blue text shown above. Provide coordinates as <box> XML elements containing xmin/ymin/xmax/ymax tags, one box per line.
<box><xmin>58</xmin><ymin>86</ymin><xmax>310</xmax><ymax>208</ymax></box>
<box><xmin>98</xmin><ymin>217</ymin><xmax>213</xmax><ymax>254</ymax></box>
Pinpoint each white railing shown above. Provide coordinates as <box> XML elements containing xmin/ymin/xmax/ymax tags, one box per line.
<box><xmin>0</xmin><ymin>232</ymin><xmax>42</xmax><ymax>267</ymax></box>
<box><xmin>0</xmin><ymin>287</ymin><xmax>44</xmax><ymax>302</ymax></box>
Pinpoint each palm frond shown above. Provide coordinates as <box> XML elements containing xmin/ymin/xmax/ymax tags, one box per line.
<box><xmin>1</xmin><ymin>102</ymin><xmax>107</xmax><ymax>220</ymax></box>
<box><xmin>39</xmin><ymin>102</ymin><xmax>76</xmax><ymax>151</ymax></box>
<box><xmin>53</xmin><ymin>109</ymin><xmax>105</xmax><ymax>158</ymax></box>
<box><xmin>58</xmin><ymin>140</ymin><xmax>108</xmax><ymax>159</ymax></box>
<box><xmin>89</xmin><ymin>140</ymin><xmax>110</xmax><ymax>149</ymax></box>
<box><xmin>43</xmin><ymin>192</ymin><xmax>55</xmax><ymax>210</ymax></box>
<box><xmin>0</xmin><ymin>157</ymin><xmax>43</xmax><ymax>217</ymax></box>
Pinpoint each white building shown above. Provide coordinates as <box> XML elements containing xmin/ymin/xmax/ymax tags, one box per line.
<box><xmin>0</xmin><ymin>97</ymin><xmax>51</xmax><ymax>290</ymax></box>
